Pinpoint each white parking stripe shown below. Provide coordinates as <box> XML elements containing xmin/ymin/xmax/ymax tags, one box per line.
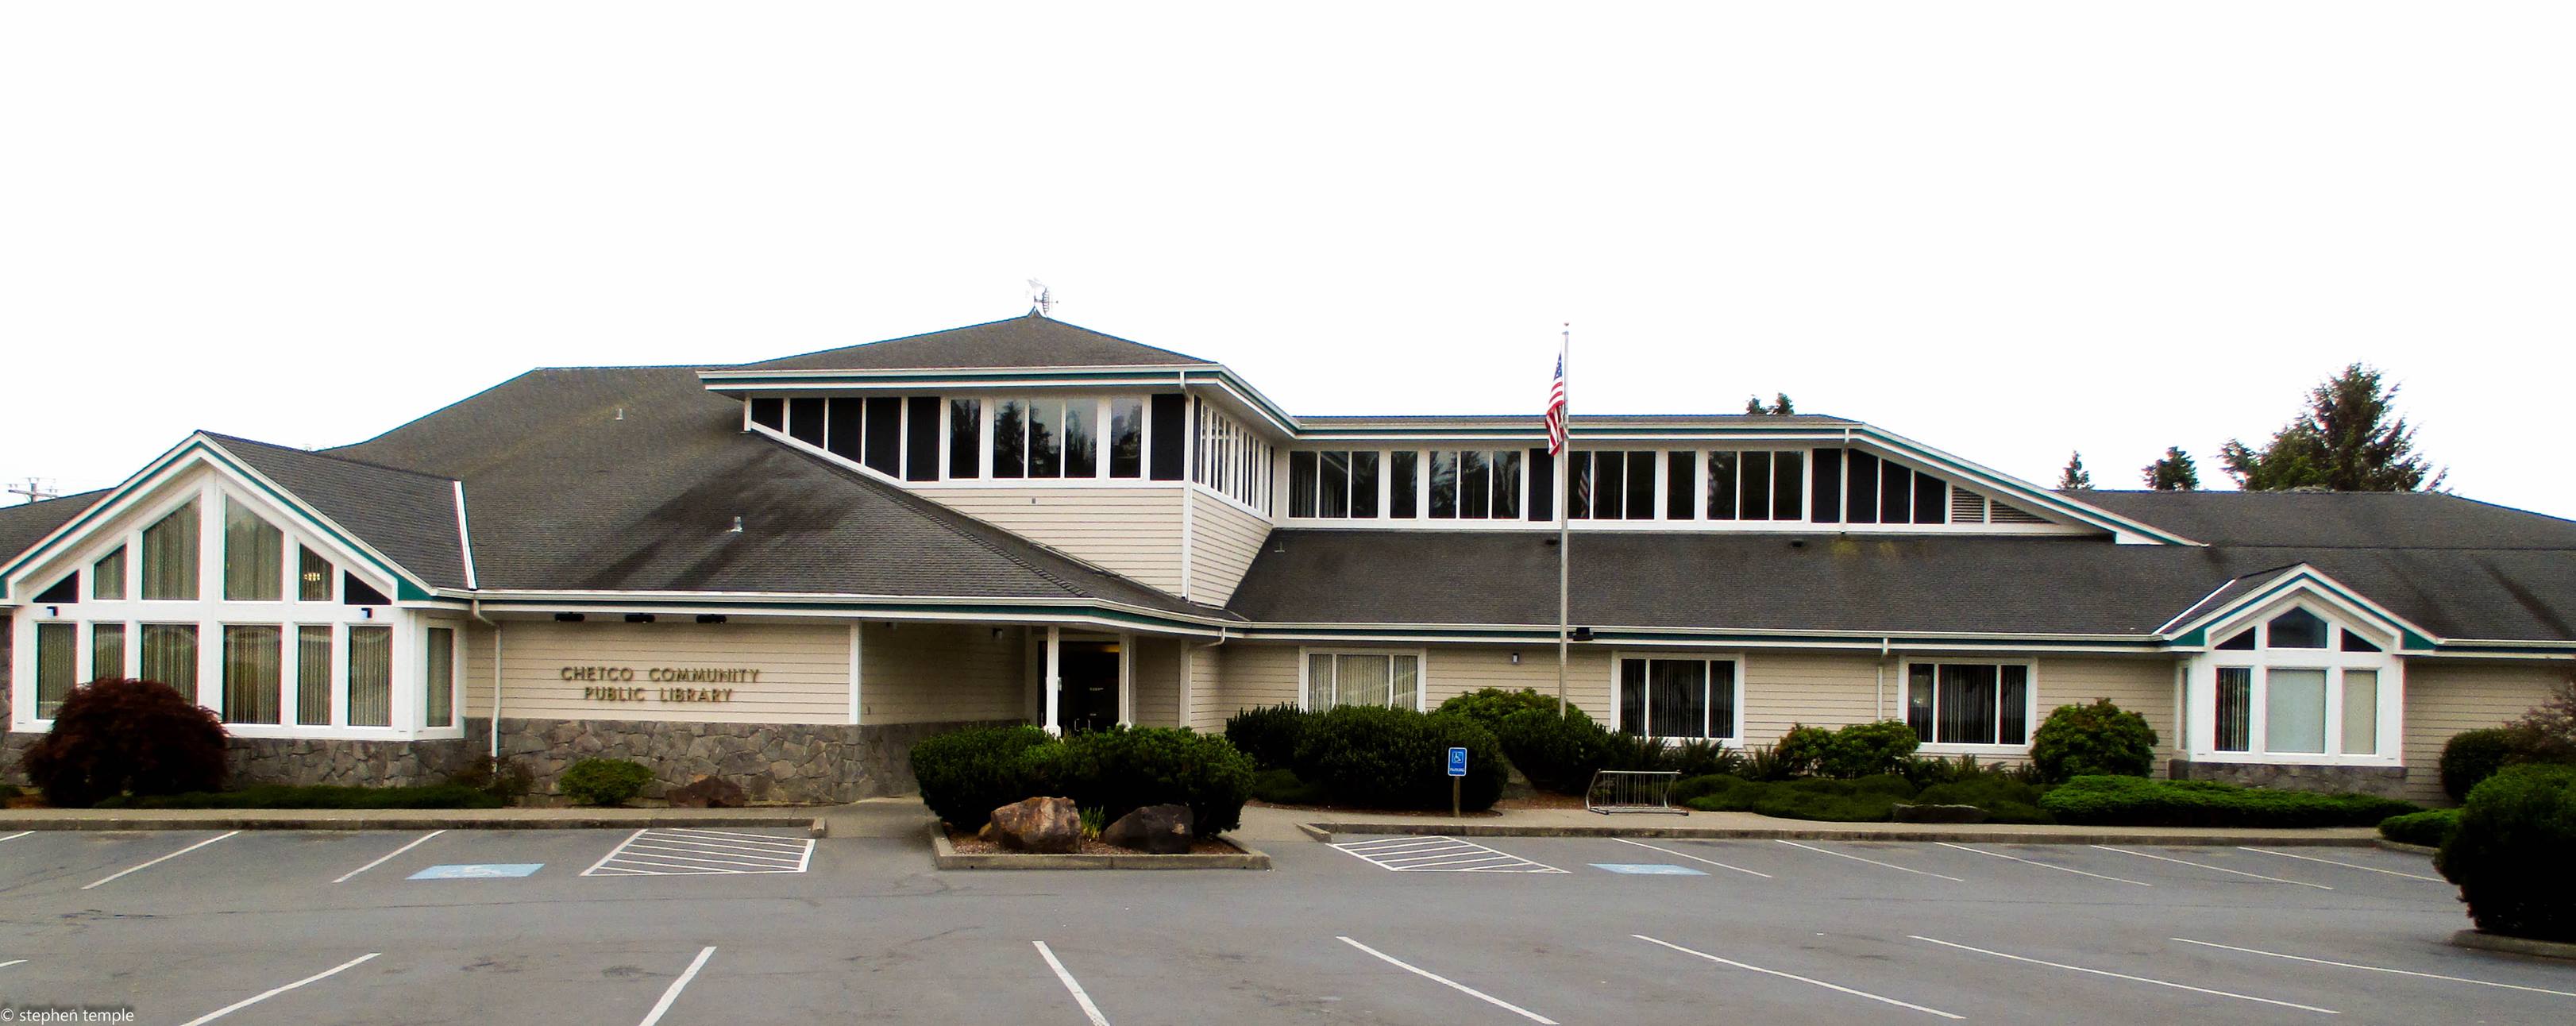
<box><xmin>2235</xmin><ymin>847</ymin><xmax>2447</xmax><ymax>883</ymax></box>
<box><xmin>0</xmin><ymin>960</ymin><xmax>24</xmax><ymax>970</ymax></box>
<box><xmin>1332</xmin><ymin>836</ymin><xmax>1566</xmax><ymax>873</ymax></box>
<box><xmin>2171</xmin><ymin>938</ymin><xmax>2576</xmax><ymax>998</ymax></box>
<box><xmin>1934</xmin><ymin>843</ymin><xmax>2153</xmax><ymax>887</ymax></box>
<box><xmin>1340</xmin><ymin>936</ymin><xmax>1559</xmax><ymax>1024</ymax></box>
<box><xmin>0</xmin><ymin>831</ymin><xmax>31</xmax><ymax>844</ymax></box>
<box><xmin>333</xmin><ymin>831</ymin><xmax>447</xmax><ymax>884</ymax></box>
<box><xmin>1611</xmin><ymin>839</ymin><xmax>1773</xmax><ymax>878</ymax></box>
<box><xmin>587</xmin><ymin>828</ymin><xmax>815</xmax><ymax>876</ymax></box>
<box><xmin>626</xmin><ymin>835</ymin><xmax>804</xmax><ymax>857</ymax></box>
<box><xmin>2091</xmin><ymin>846</ymin><xmax>2335</xmax><ymax>889</ymax></box>
<box><xmin>584</xmin><ymin>829</ymin><xmax>650</xmax><ymax>876</ymax></box>
<box><xmin>1636</xmin><ymin>935</ymin><xmax>1961</xmax><ymax>1020</ymax></box>
<box><xmin>1909</xmin><ymin>935</ymin><xmax>2338</xmax><ymax>1014</ymax></box>
<box><xmin>661</xmin><ymin>827</ymin><xmax>814</xmax><ymax>845</ymax></box>
<box><xmin>1774</xmin><ymin>840</ymin><xmax>1965</xmax><ymax>881</ymax></box>
<box><xmin>635</xmin><ymin>946</ymin><xmax>717</xmax><ymax>1026</ymax></box>
<box><xmin>175</xmin><ymin>952</ymin><xmax>380</xmax><ymax>1025</ymax></box>
<box><xmin>82</xmin><ymin>831</ymin><xmax>240</xmax><ymax>890</ymax></box>
<box><xmin>1034</xmin><ymin>941</ymin><xmax>1113</xmax><ymax>1026</ymax></box>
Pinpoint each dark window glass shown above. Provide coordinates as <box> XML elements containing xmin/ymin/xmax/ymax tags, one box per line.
<box><xmin>222</xmin><ymin>624</ymin><xmax>283</xmax><ymax>725</ymax></box>
<box><xmin>1740</xmin><ymin>451</ymin><xmax>1772</xmax><ymax>522</ymax></box>
<box><xmin>1148</xmin><ymin>394</ymin><xmax>1186</xmax><ymax>480</ymax></box>
<box><xmin>1998</xmin><ymin>664</ymin><xmax>2030</xmax><ymax>744</ymax></box>
<box><xmin>141</xmin><ymin>623</ymin><xmax>198</xmax><ymax>692</ymax></box>
<box><xmin>298</xmin><ymin>546</ymin><xmax>333</xmax><ymax>602</ymax></box>
<box><xmin>296</xmin><ymin>625</ymin><xmax>331</xmax><ymax>726</ymax></box>
<box><xmin>993</xmin><ymin>400</ymin><xmax>1025</xmax><ymax>478</ymax></box>
<box><xmin>1706</xmin><ymin>451</ymin><xmax>1738</xmax><ymax>520</ymax></box>
<box><xmin>862</xmin><ymin>397</ymin><xmax>901</xmax><ymax>476</ymax></box>
<box><xmin>906</xmin><ymin>397</ymin><xmax>940</xmax><ymax>480</ymax></box>
<box><xmin>748</xmin><ymin>397</ymin><xmax>784</xmax><ymax>430</ymax></box>
<box><xmin>1773</xmin><ymin>450</ymin><xmax>1804</xmax><ymax>520</ymax></box>
<box><xmin>2215</xmin><ymin>628</ymin><xmax>2257</xmax><ymax>650</ymax></box>
<box><xmin>2268</xmin><ymin>608</ymin><xmax>2329</xmax><ymax>649</ymax></box>
<box><xmin>1847</xmin><ymin>451</ymin><xmax>1880</xmax><ymax>524</ymax></box>
<box><xmin>786</xmin><ymin>397</ymin><xmax>826</xmax><ymax>446</ymax></box>
<box><xmin>1625</xmin><ymin>452</ymin><xmax>1655</xmax><ymax>520</ymax></box>
<box><xmin>1907</xmin><ymin>663</ymin><xmax>1935</xmax><ymax>741</ymax></box>
<box><xmin>1667</xmin><ymin>452</ymin><xmax>1695</xmax><ymax>520</ymax></box>
<box><xmin>1593</xmin><ymin>452</ymin><xmax>1624</xmax><ymax>520</ymax></box>
<box><xmin>1618</xmin><ymin>658</ymin><xmax>1648</xmax><ymax>735</ymax></box>
<box><xmin>826</xmin><ymin>398</ymin><xmax>865</xmax><ymax>462</ymax></box>
<box><xmin>1461</xmin><ymin>450</ymin><xmax>1490</xmax><ymax>519</ymax></box>
<box><xmin>1109</xmin><ymin>399</ymin><xmax>1143</xmax><ymax>478</ymax></box>
<box><xmin>1320</xmin><ymin>451</ymin><xmax>1350</xmax><ymax>518</ymax></box>
<box><xmin>1911</xmin><ymin>472</ymin><xmax>1946</xmax><ymax>525</ymax></box>
<box><xmin>1811</xmin><ymin>448</ymin><xmax>1843</xmax><ymax>525</ymax></box>
<box><xmin>948</xmin><ymin>399</ymin><xmax>981</xmax><ymax>479</ymax></box>
<box><xmin>1491</xmin><ymin>450</ymin><xmax>1520</xmax><ymax>519</ymax></box>
<box><xmin>92</xmin><ymin>623</ymin><xmax>125</xmax><ymax>685</ymax></box>
<box><xmin>2215</xmin><ymin>667</ymin><xmax>2253</xmax><ymax>751</ymax></box>
<box><xmin>94</xmin><ymin>546</ymin><xmax>125</xmax><ymax>600</ymax></box>
<box><xmin>1429</xmin><ymin>451</ymin><xmax>1459</xmax><ymax>519</ymax></box>
<box><xmin>1351</xmin><ymin>452</ymin><xmax>1381</xmax><ymax>518</ymax></box>
<box><xmin>1288</xmin><ymin>451</ymin><xmax>1319</xmax><ymax>517</ymax></box>
<box><xmin>34</xmin><ymin>575</ymin><xmax>77</xmax><ymax>604</ymax></box>
<box><xmin>1568</xmin><ymin>452</ymin><xmax>1592</xmax><ymax>519</ymax></box>
<box><xmin>1880</xmin><ymin>458</ymin><xmax>1911</xmax><ymax>524</ymax></box>
<box><xmin>1709</xmin><ymin>660</ymin><xmax>1738</xmax><ymax>738</ymax></box>
<box><xmin>1649</xmin><ymin>658</ymin><xmax>1708</xmax><ymax>738</ymax></box>
<box><xmin>35</xmin><ymin>623</ymin><xmax>75</xmax><ymax>718</ymax></box>
<box><xmin>2340</xmin><ymin>629</ymin><xmax>2383</xmax><ymax>653</ymax></box>
<box><xmin>1937</xmin><ymin>663</ymin><xmax>1999</xmax><ymax>745</ymax></box>
<box><xmin>1392</xmin><ymin>451</ymin><xmax>1421</xmax><ymax>519</ymax></box>
<box><xmin>1027</xmin><ymin>399</ymin><xmax>1060</xmax><ymax>477</ymax></box>
<box><xmin>342</xmin><ymin>573</ymin><xmax>390</xmax><ymax>606</ymax></box>
<box><xmin>1525</xmin><ymin>448</ymin><xmax>1552</xmax><ymax>522</ymax></box>
<box><xmin>1063</xmin><ymin>400</ymin><xmax>1096</xmax><ymax>478</ymax></box>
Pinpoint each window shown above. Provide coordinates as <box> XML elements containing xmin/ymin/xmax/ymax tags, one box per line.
<box><xmin>141</xmin><ymin>499</ymin><xmax>200</xmax><ymax>600</ymax></box>
<box><xmin>1288</xmin><ymin>450</ymin><xmax>1383</xmax><ymax>519</ymax></box>
<box><xmin>1616</xmin><ymin>656</ymin><xmax>1741</xmax><ymax>741</ymax></box>
<box><xmin>298</xmin><ymin>547</ymin><xmax>334</xmax><ymax>602</ymax></box>
<box><xmin>222</xmin><ymin>499</ymin><xmax>283</xmax><ymax>601</ymax></box>
<box><xmin>786</xmin><ymin>397</ymin><xmax>827</xmax><ymax>447</ymax></box>
<box><xmin>343</xmin><ymin>573</ymin><xmax>391</xmax><ymax>606</ymax></box>
<box><xmin>1703</xmin><ymin>450</ymin><xmax>1804</xmax><ymax>521</ymax></box>
<box><xmin>2200</xmin><ymin>604</ymin><xmax>2394</xmax><ymax>762</ymax></box>
<box><xmin>993</xmin><ymin>400</ymin><xmax>1025</xmax><ymax>478</ymax></box>
<box><xmin>2215</xmin><ymin>667</ymin><xmax>2252</xmax><ymax>752</ymax></box>
<box><xmin>297</xmin><ymin>626</ymin><xmax>333</xmax><ymax>726</ymax></box>
<box><xmin>1302</xmin><ymin>650</ymin><xmax>1422</xmax><ymax>711</ymax></box>
<box><xmin>948</xmin><ymin>399</ymin><xmax>981</xmax><ymax>479</ymax></box>
<box><xmin>140</xmin><ymin>623</ymin><xmax>198</xmax><ymax>691</ymax></box>
<box><xmin>1905</xmin><ymin>662</ymin><xmax>2032</xmax><ymax>746</ymax></box>
<box><xmin>92</xmin><ymin>623</ymin><xmax>126</xmax><ymax>683</ymax></box>
<box><xmin>94</xmin><ymin>546</ymin><xmax>126</xmax><ymax>600</ymax></box>
<box><xmin>1666</xmin><ymin>452</ymin><xmax>1695</xmax><ymax>520</ymax></box>
<box><xmin>2268</xmin><ymin>608</ymin><xmax>2327</xmax><ymax>648</ymax></box>
<box><xmin>1415</xmin><ymin>449</ymin><xmax>1520</xmax><ymax>520</ymax></box>
<box><xmin>1834</xmin><ymin>449</ymin><xmax>1947</xmax><ymax>526</ymax></box>
<box><xmin>424</xmin><ymin>627</ymin><xmax>456</xmax><ymax>728</ymax></box>
<box><xmin>347</xmin><ymin>625</ymin><xmax>392</xmax><ymax>727</ymax></box>
<box><xmin>33</xmin><ymin>575</ymin><xmax>75</xmax><ymax>604</ymax></box>
<box><xmin>747</xmin><ymin>397</ymin><xmax>784</xmax><ymax>430</ymax></box>
<box><xmin>36</xmin><ymin>623</ymin><xmax>75</xmax><ymax>719</ymax></box>
<box><xmin>222</xmin><ymin>624</ymin><xmax>282</xmax><ymax>724</ymax></box>
<box><xmin>1390</xmin><ymin>451</ymin><xmax>1419</xmax><ymax>519</ymax></box>
<box><xmin>1568</xmin><ymin>450</ymin><xmax>1652</xmax><ymax>519</ymax></box>
<box><xmin>1191</xmin><ymin>403</ymin><xmax>1270</xmax><ymax>509</ymax></box>
<box><xmin>1109</xmin><ymin>399</ymin><xmax>1143</xmax><ymax>478</ymax></box>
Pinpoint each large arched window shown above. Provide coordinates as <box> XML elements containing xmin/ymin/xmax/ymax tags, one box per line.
<box><xmin>2189</xmin><ymin>602</ymin><xmax>2398</xmax><ymax>764</ymax></box>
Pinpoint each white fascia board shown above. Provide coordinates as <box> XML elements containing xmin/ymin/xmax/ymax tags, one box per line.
<box><xmin>447</xmin><ymin>588</ymin><xmax>1241</xmax><ymax>631</ymax></box>
<box><xmin>2161</xmin><ymin>563</ymin><xmax>2442</xmax><ymax>648</ymax></box>
<box><xmin>1851</xmin><ymin>426</ymin><xmax>2201</xmax><ymax>546</ymax></box>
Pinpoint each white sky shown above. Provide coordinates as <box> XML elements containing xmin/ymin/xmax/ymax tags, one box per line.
<box><xmin>4</xmin><ymin>4</ymin><xmax>2570</xmax><ymax>516</ymax></box>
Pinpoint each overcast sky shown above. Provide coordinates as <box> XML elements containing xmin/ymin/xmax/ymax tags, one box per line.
<box><xmin>4</xmin><ymin>4</ymin><xmax>2569</xmax><ymax>517</ymax></box>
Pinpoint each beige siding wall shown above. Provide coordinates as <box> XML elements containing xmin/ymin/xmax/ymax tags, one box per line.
<box><xmin>1428</xmin><ymin>646</ymin><xmax>1618</xmax><ymax>715</ymax></box>
<box><xmin>1206</xmin><ymin>643</ymin><xmax>1301</xmax><ymax>726</ymax></box>
<box><xmin>862</xmin><ymin>621</ymin><xmax>1026</xmax><ymax>726</ymax></box>
<box><xmin>1132</xmin><ymin>636</ymin><xmax>1185</xmax><ymax>727</ymax></box>
<box><xmin>1741</xmin><ymin>652</ymin><xmax>1887</xmax><ymax>742</ymax></box>
<box><xmin>1186</xmin><ymin>642</ymin><xmax>1231</xmax><ymax>731</ymax></box>
<box><xmin>918</xmin><ymin>486</ymin><xmax>1186</xmax><ymax>595</ymax></box>
<box><xmin>2038</xmin><ymin>656</ymin><xmax>2181</xmax><ymax>755</ymax></box>
<box><xmin>2403</xmin><ymin>658</ymin><xmax>2570</xmax><ymax>804</ymax></box>
<box><xmin>466</xmin><ymin>620</ymin><xmax>850</xmax><ymax>725</ymax></box>
<box><xmin>1186</xmin><ymin>489</ymin><xmax>1272</xmax><ymax>605</ymax></box>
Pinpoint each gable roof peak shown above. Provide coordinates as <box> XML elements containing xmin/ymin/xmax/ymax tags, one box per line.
<box><xmin>728</xmin><ymin>313</ymin><xmax>1217</xmax><ymax>373</ymax></box>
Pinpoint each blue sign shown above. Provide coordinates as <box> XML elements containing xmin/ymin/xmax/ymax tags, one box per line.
<box><xmin>409</xmin><ymin>863</ymin><xmax>543</xmax><ymax>880</ymax></box>
<box><xmin>1447</xmin><ymin>746</ymin><xmax>1468</xmax><ymax>777</ymax></box>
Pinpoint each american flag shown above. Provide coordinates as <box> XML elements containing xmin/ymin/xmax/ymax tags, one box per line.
<box><xmin>1543</xmin><ymin>353</ymin><xmax>1568</xmax><ymax>455</ymax></box>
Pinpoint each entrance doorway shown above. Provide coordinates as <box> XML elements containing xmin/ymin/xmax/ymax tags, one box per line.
<box><xmin>1055</xmin><ymin>641</ymin><xmax>1121</xmax><ymax>733</ymax></box>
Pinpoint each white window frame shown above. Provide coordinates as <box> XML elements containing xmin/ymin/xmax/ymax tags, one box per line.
<box><xmin>2188</xmin><ymin>601</ymin><xmax>2401</xmax><ymax>766</ymax></box>
<box><xmin>1899</xmin><ymin>658</ymin><xmax>2042</xmax><ymax>754</ymax></box>
<box><xmin>1609</xmin><ymin>651</ymin><xmax>1747</xmax><ymax>744</ymax></box>
<box><xmin>1296</xmin><ymin>647</ymin><xmax>1429</xmax><ymax>712</ymax></box>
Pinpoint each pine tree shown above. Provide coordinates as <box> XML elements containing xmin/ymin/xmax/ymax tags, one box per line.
<box><xmin>2058</xmin><ymin>451</ymin><xmax>2092</xmax><ymax>490</ymax></box>
<box><xmin>2142</xmin><ymin>447</ymin><xmax>2200</xmax><ymax>491</ymax></box>
<box><xmin>1743</xmin><ymin>394</ymin><xmax>1797</xmax><ymax>416</ymax></box>
<box><xmin>1745</xmin><ymin>395</ymin><xmax>1765</xmax><ymax>415</ymax></box>
<box><xmin>1771</xmin><ymin>392</ymin><xmax>1795</xmax><ymax>416</ymax></box>
<box><xmin>2220</xmin><ymin>363</ymin><xmax>2444</xmax><ymax>491</ymax></box>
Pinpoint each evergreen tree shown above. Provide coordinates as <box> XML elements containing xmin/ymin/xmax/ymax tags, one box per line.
<box><xmin>1743</xmin><ymin>394</ymin><xmax>1798</xmax><ymax>416</ymax></box>
<box><xmin>1771</xmin><ymin>392</ymin><xmax>1795</xmax><ymax>416</ymax></box>
<box><xmin>2220</xmin><ymin>363</ymin><xmax>2444</xmax><ymax>491</ymax></box>
<box><xmin>2058</xmin><ymin>451</ymin><xmax>2092</xmax><ymax>490</ymax></box>
<box><xmin>1745</xmin><ymin>395</ymin><xmax>1765</xmax><ymax>415</ymax></box>
<box><xmin>2142</xmin><ymin>447</ymin><xmax>2200</xmax><ymax>491</ymax></box>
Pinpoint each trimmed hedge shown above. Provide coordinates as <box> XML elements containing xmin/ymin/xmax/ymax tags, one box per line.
<box><xmin>2040</xmin><ymin>775</ymin><xmax>2419</xmax><ymax>827</ymax></box>
<box><xmin>21</xmin><ymin>677</ymin><xmax>227</xmax><ymax>808</ymax></box>
<box><xmin>559</xmin><ymin>758</ymin><xmax>655</xmax><ymax>806</ymax></box>
<box><xmin>2439</xmin><ymin>729</ymin><xmax>2520</xmax><ymax>803</ymax></box>
<box><xmin>1679</xmin><ymin>774</ymin><xmax>1917</xmax><ymax>822</ymax></box>
<box><xmin>910</xmin><ymin>725</ymin><xmax>1055</xmax><ymax>830</ymax></box>
<box><xmin>1250</xmin><ymin>767</ymin><xmax>1332</xmax><ymax>806</ymax></box>
<box><xmin>106</xmin><ymin>784</ymin><xmax>503</xmax><ymax>810</ymax></box>
<box><xmin>2029</xmin><ymin>700</ymin><xmax>2159</xmax><ymax>783</ymax></box>
<box><xmin>1917</xmin><ymin>775</ymin><xmax>2053</xmax><ymax>824</ymax></box>
<box><xmin>909</xmin><ymin>725</ymin><xmax>1255</xmax><ymax>837</ymax></box>
<box><xmin>1224</xmin><ymin>704</ymin><xmax>1315</xmax><ymax>771</ymax></box>
<box><xmin>1434</xmin><ymin>688</ymin><xmax>1565</xmax><ymax>734</ymax></box>
<box><xmin>1293</xmin><ymin>706</ymin><xmax>1505</xmax><ymax>812</ymax></box>
<box><xmin>2378</xmin><ymin>808</ymin><xmax>2461</xmax><ymax>847</ymax></box>
<box><xmin>1771</xmin><ymin>721</ymin><xmax>1919</xmax><ymax>780</ymax></box>
<box><xmin>1493</xmin><ymin>706</ymin><xmax>1618</xmax><ymax>794</ymax></box>
<box><xmin>2437</xmin><ymin>765</ymin><xmax>2576</xmax><ymax>941</ymax></box>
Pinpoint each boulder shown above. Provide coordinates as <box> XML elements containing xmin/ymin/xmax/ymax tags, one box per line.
<box><xmin>1892</xmin><ymin>803</ymin><xmax>1989</xmax><ymax>824</ymax></box>
<box><xmin>1103</xmin><ymin>804</ymin><xmax>1195</xmax><ymax>854</ymax></box>
<box><xmin>666</xmin><ymin>774</ymin><xmax>747</xmax><ymax>809</ymax></box>
<box><xmin>990</xmin><ymin>796</ymin><xmax>1082</xmax><ymax>854</ymax></box>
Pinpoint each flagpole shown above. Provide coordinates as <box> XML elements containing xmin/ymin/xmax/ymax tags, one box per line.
<box><xmin>1556</xmin><ymin>323</ymin><xmax>1571</xmax><ymax>718</ymax></box>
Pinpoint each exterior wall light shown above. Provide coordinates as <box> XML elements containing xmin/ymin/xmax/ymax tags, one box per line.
<box><xmin>696</xmin><ymin>614</ymin><xmax>727</xmax><ymax>624</ymax></box>
<box><xmin>554</xmin><ymin>612</ymin><xmax>584</xmax><ymax>623</ymax></box>
<box><xmin>624</xmin><ymin>613</ymin><xmax>657</xmax><ymax>623</ymax></box>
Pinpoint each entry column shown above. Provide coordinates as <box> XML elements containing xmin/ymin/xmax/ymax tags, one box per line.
<box><xmin>1043</xmin><ymin>625</ymin><xmax>1062</xmax><ymax>735</ymax></box>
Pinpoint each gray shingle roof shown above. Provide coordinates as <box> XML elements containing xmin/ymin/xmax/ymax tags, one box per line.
<box><xmin>206</xmin><ymin>434</ymin><xmax>470</xmax><ymax>590</ymax></box>
<box><xmin>734</xmin><ymin>312</ymin><xmax>1213</xmax><ymax>372</ymax></box>
<box><xmin>2078</xmin><ymin>490</ymin><xmax>2576</xmax><ymax>549</ymax></box>
<box><xmin>0</xmin><ymin>490</ymin><xmax>109</xmax><ymax>585</ymax></box>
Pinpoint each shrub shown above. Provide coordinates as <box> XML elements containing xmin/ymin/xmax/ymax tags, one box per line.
<box><xmin>110</xmin><ymin>784</ymin><xmax>503</xmax><ymax>810</ymax></box>
<box><xmin>1031</xmin><ymin>727</ymin><xmax>1255</xmax><ymax>836</ymax></box>
<box><xmin>909</xmin><ymin>725</ymin><xmax>1055</xmax><ymax>830</ymax></box>
<box><xmin>2040</xmin><ymin>775</ymin><xmax>2418</xmax><ymax>827</ymax></box>
<box><xmin>2029</xmin><ymin>700</ymin><xmax>2160</xmax><ymax>783</ymax></box>
<box><xmin>2438</xmin><ymin>765</ymin><xmax>2576</xmax><ymax>941</ymax></box>
<box><xmin>2379</xmin><ymin>808</ymin><xmax>2461</xmax><ymax>847</ymax></box>
<box><xmin>20</xmin><ymin>678</ymin><xmax>228</xmax><ymax>808</ymax></box>
<box><xmin>1293</xmin><ymin>706</ymin><xmax>1505</xmax><ymax>812</ymax></box>
<box><xmin>558</xmin><ymin>758</ymin><xmax>656</xmax><ymax>806</ymax></box>
<box><xmin>1687</xmin><ymin>775</ymin><xmax>1917</xmax><ymax>822</ymax></box>
<box><xmin>1773</xmin><ymin>725</ymin><xmax>1833</xmax><ymax>778</ymax></box>
<box><xmin>1916</xmin><ymin>776</ymin><xmax>2053</xmax><ymax>824</ymax></box>
<box><xmin>1223</xmin><ymin>704</ymin><xmax>1316</xmax><ymax>771</ymax></box>
<box><xmin>2439</xmin><ymin>729</ymin><xmax>2521</xmax><ymax>803</ymax></box>
<box><xmin>1434</xmin><ymin>688</ymin><xmax>1565</xmax><ymax>734</ymax></box>
<box><xmin>1738</xmin><ymin>743</ymin><xmax>1799</xmax><ymax>781</ymax></box>
<box><xmin>1817</xmin><ymin>720</ymin><xmax>1921</xmax><ymax>779</ymax></box>
<box><xmin>1669</xmin><ymin>739</ymin><xmax>1740</xmax><ymax>779</ymax></box>
<box><xmin>1250</xmin><ymin>767</ymin><xmax>1332</xmax><ymax>806</ymax></box>
<box><xmin>445</xmin><ymin>757</ymin><xmax>536</xmax><ymax>803</ymax></box>
<box><xmin>1492</xmin><ymin>705</ymin><xmax>1618</xmax><ymax>794</ymax></box>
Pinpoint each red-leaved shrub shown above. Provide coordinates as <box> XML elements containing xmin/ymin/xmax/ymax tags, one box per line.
<box><xmin>20</xmin><ymin>678</ymin><xmax>227</xmax><ymax>807</ymax></box>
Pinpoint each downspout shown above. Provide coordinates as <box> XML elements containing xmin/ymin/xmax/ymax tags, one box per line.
<box><xmin>472</xmin><ymin>597</ymin><xmax>502</xmax><ymax>766</ymax></box>
<box><xmin>1876</xmin><ymin>636</ymin><xmax>1891</xmax><ymax>719</ymax></box>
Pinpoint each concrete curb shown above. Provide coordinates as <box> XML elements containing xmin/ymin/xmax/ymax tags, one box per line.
<box><xmin>0</xmin><ymin>814</ymin><xmax>828</xmax><ymax>836</ymax></box>
<box><xmin>2451</xmin><ymin>929</ymin><xmax>2576</xmax><ymax>961</ymax></box>
<box><xmin>1297</xmin><ymin>820</ymin><xmax>2381</xmax><ymax>847</ymax></box>
<box><xmin>2377</xmin><ymin>839</ymin><xmax>2441</xmax><ymax>856</ymax></box>
<box><xmin>927</xmin><ymin>823</ymin><xmax>1270</xmax><ymax>870</ymax></box>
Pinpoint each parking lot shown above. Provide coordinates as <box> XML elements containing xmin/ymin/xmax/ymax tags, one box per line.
<box><xmin>2</xmin><ymin>826</ymin><xmax>2570</xmax><ymax>1024</ymax></box>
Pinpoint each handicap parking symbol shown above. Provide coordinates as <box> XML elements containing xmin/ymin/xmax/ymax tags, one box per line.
<box><xmin>409</xmin><ymin>863</ymin><xmax>544</xmax><ymax>880</ymax></box>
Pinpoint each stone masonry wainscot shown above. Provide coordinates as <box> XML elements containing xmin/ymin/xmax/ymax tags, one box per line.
<box><xmin>2169</xmin><ymin>759</ymin><xmax>2411</xmax><ymax>799</ymax></box>
<box><xmin>2</xmin><ymin>732</ymin><xmax>479</xmax><ymax>791</ymax></box>
<box><xmin>469</xmin><ymin>716</ymin><xmax>1021</xmax><ymax>804</ymax></box>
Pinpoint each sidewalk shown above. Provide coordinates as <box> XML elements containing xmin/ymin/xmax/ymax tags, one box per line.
<box><xmin>1240</xmin><ymin>803</ymin><xmax>2384</xmax><ymax>847</ymax></box>
<box><xmin>0</xmin><ymin>797</ymin><xmax>939</xmax><ymax>838</ymax></box>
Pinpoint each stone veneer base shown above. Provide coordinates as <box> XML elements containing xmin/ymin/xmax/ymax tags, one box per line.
<box><xmin>2169</xmin><ymin>759</ymin><xmax>2410</xmax><ymax>798</ymax></box>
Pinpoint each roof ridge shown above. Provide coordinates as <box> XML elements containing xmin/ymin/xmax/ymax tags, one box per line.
<box><xmin>731</xmin><ymin>314</ymin><xmax>1216</xmax><ymax>369</ymax></box>
<box><xmin>203</xmin><ymin>432</ymin><xmax>460</xmax><ymax>484</ymax></box>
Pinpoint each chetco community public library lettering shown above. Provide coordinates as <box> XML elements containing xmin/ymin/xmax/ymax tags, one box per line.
<box><xmin>561</xmin><ymin>665</ymin><xmax>759</xmax><ymax>704</ymax></box>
